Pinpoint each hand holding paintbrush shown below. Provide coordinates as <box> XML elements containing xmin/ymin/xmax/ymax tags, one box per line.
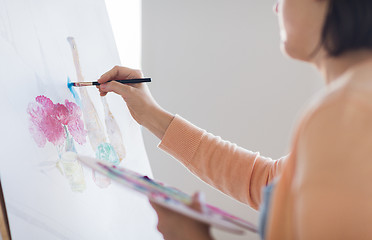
<box><xmin>95</xmin><ymin>66</ymin><xmax>174</xmax><ymax>140</ymax></box>
<box><xmin>69</xmin><ymin>77</ymin><xmax>151</xmax><ymax>87</ymax></box>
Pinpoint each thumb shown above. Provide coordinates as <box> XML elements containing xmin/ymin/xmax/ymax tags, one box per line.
<box><xmin>100</xmin><ymin>81</ymin><xmax>132</xmax><ymax>96</ymax></box>
<box><xmin>190</xmin><ymin>192</ymin><xmax>207</xmax><ymax>213</ymax></box>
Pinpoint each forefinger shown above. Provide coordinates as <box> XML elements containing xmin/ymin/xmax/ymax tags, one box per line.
<box><xmin>98</xmin><ymin>65</ymin><xmax>133</xmax><ymax>84</ymax></box>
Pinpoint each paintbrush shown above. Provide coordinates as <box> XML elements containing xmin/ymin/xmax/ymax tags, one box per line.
<box><xmin>69</xmin><ymin>78</ymin><xmax>151</xmax><ymax>87</ymax></box>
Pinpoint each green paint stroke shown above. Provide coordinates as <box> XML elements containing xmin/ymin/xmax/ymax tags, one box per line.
<box><xmin>96</xmin><ymin>143</ymin><xmax>120</xmax><ymax>166</ymax></box>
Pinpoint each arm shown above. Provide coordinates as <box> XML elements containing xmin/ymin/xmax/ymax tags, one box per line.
<box><xmin>98</xmin><ymin>66</ymin><xmax>287</xmax><ymax>209</ymax></box>
<box><xmin>294</xmin><ymin>98</ymin><xmax>372</xmax><ymax>239</ymax></box>
<box><xmin>159</xmin><ymin>115</ymin><xmax>287</xmax><ymax>209</ymax></box>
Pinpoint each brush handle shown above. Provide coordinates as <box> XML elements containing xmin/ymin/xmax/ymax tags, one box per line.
<box><xmin>96</xmin><ymin>78</ymin><xmax>151</xmax><ymax>85</ymax></box>
<box><xmin>72</xmin><ymin>78</ymin><xmax>152</xmax><ymax>87</ymax></box>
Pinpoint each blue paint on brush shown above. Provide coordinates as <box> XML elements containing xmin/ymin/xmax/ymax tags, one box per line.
<box><xmin>67</xmin><ymin>77</ymin><xmax>82</xmax><ymax>107</ymax></box>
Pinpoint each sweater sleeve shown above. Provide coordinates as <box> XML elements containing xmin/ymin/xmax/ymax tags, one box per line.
<box><xmin>158</xmin><ymin>115</ymin><xmax>287</xmax><ymax>210</ymax></box>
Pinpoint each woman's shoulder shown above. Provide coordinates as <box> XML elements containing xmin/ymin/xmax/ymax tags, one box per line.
<box><xmin>303</xmin><ymin>84</ymin><xmax>372</xmax><ymax>135</ymax></box>
<box><xmin>291</xmin><ymin>69</ymin><xmax>372</xmax><ymax>153</ymax></box>
<box><xmin>304</xmin><ymin>62</ymin><xmax>372</xmax><ymax>127</ymax></box>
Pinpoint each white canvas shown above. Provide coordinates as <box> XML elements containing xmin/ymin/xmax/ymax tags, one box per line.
<box><xmin>0</xmin><ymin>0</ymin><xmax>162</xmax><ymax>239</ymax></box>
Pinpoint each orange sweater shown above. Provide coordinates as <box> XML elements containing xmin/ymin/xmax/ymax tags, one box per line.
<box><xmin>158</xmin><ymin>61</ymin><xmax>372</xmax><ymax>239</ymax></box>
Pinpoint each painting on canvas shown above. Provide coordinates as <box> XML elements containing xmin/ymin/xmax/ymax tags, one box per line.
<box><xmin>0</xmin><ymin>0</ymin><xmax>161</xmax><ymax>239</ymax></box>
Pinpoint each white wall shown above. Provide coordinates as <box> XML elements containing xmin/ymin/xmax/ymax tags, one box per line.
<box><xmin>142</xmin><ymin>1</ymin><xmax>322</xmax><ymax>239</ymax></box>
<box><xmin>105</xmin><ymin>0</ymin><xmax>141</xmax><ymax>69</ymax></box>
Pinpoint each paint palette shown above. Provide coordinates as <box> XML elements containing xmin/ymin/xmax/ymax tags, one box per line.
<box><xmin>77</xmin><ymin>155</ymin><xmax>258</xmax><ymax>235</ymax></box>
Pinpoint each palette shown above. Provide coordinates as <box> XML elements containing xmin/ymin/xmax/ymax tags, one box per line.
<box><xmin>77</xmin><ymin>155</ymin><xmax>258</xmax><ymax>235</ymax></box>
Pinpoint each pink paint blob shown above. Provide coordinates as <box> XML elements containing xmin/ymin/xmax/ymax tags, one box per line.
<box><xmin>35</xmin><ymin>95</ymin><xmax>54</xmax><ymax>114</ymax></box>
<box><xmin>68</xmin><ymin>118</ymin><xmax>86</xmax><ymax>145</ymax></box>
<box><xmin>41</xmin><ymin>113</ymin><xmax>65</xmax><ymax>146</ymax></box>
<box><xmin>65</xmin><ymin>100</ymin><xmax>87</xmax><ymax>144</ymax></box>
<box><xmin>27</xmin><ymin>101</ymin><xmax>48</xmax><ymax>147</ymax></box>
<box><xmin>27</xmin><ymin>95</ymin><xmax>87</xmax><ymax>147</ymax></box>
<box><xmin>54</xmin><ymin>103</ymin><xmax>69</xmax><ymax>125</ymax></box>
<box><xmin>28</xmin><ymin>118</ymin><xmax>47</xmax><ymax>147</ymax></box>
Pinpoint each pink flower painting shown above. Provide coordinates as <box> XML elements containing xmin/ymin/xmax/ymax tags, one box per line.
<box><xmin>27</xmin><ymin>95</ymin><xmax>88</xmax><ymax>192</ymax></box>
<box><xmin>27</xmin><ymin>95</ymin><xmax>87</xmax><ymax>147</ymax></box>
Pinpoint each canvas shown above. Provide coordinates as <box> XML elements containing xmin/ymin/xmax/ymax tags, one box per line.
<box><xmin>0</xmin><ymin>0</ymin><xmax>162</xmax><ymax>239</ymax></box>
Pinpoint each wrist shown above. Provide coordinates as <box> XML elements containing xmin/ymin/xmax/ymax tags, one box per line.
<box><xmin>143</xmin><ymin>106</ymin><xmax>174</xmax><ymax>140</ymax></box>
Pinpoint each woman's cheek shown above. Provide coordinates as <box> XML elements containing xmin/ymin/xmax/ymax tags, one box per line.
<box><xmin>277</xmin><ymin>4</ymin><xmax>303</xmax><ymax>59</ymax></box>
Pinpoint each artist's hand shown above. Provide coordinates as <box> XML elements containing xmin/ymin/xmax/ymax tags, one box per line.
<box><xmin>97</xmin><ymin>66</ymin><xmax>174</xmax><ymax>139</ymax></box>
<box><xmin>150</xmin><ymin>192</ymin><xmax>214</xmax><ymax>240</ymax></box>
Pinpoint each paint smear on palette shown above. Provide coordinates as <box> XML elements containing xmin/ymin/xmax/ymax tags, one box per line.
<box><xmin>67</xmin><ymin>77</ymin><xmax>81</xmax><ymax>107</ymax></box>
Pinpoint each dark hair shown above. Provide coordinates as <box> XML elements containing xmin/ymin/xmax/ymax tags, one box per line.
<box><xmin>322</xmin><ymin>0</ymin><xmax>372</xmax><ymax>57</ymax></box>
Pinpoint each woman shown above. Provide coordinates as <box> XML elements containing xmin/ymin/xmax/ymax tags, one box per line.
<box><xmin>98</xmin><ymin>0</ymin><xmax>372</xmax><ymax>239</ymax></box>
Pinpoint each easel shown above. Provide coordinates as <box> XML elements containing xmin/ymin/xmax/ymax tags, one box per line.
<box><xmin>0</xmin><ymin>180</ymin><xmax>11</xmax><ymax>240</ymax></box>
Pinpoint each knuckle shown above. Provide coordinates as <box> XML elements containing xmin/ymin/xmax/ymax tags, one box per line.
<box><xmin>112</xmin><ymin>81</ymin><xmax>121</xmax><ymax>88</ymax></box>
<box><xmin>100</xmin><ymin>73</ymin><xmax>107</xmax><ymax>79</ymax></box>
<box><xmin>127</xmin><ymin>86</ymin><xmax>135</xmax><ymax>94</ymax></box>
<box><xmin>106</xmin><ymin>82</ymin><xmax>115</xmax><ymax>89</ymax></box>
<box><xmin>112</xmin><ymin>65</ymin><xmax>121</xmax><ymax>76</ymax></box>
<box><xmin>113</xmin><ymin>65</ymin><xmax>120</xmax><ymax>70</ymax></box>
<box><xmin>156</xmin><ymin>222</ymin><xmax>165</xmax><ymax>233</ymax></box>
<box><xmin>156</xmin><ymin>224</ymin><xmax>161</xmax><ymax>232</ymax></box>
